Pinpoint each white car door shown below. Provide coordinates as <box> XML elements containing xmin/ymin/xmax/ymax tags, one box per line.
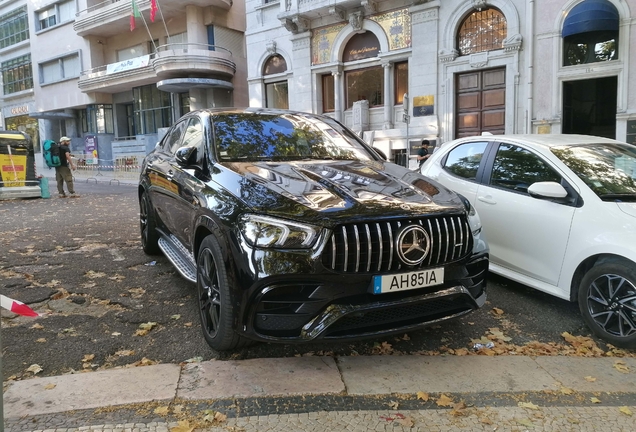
<box><xmin>474</xmin><ymin>142</ymin><xmax>576</xmax><ymax>287</ymax></box>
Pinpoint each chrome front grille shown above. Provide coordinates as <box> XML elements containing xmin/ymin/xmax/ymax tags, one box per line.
<box><xmin>321</xmin><ymin>215</ymin><xmax>473</xmax><ymax>273</ymax></box>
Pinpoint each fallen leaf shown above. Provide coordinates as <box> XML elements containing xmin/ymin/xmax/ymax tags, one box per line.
<box><xmin>31</xmin><ymin>323</ymin><xmax>44</xmax><ymax>329</ymax></box>
<box><xmin>567</xmin><ymin>417</ymin><xmax>580</xmax><ymax>424</ymax></box>
<box><xmin>135</xmin><ymin>329</ymin><xmax>150</xmax><ymax>336</ymax></box>
<box><xmin>560</xmin><ymin>387</ymin><xmax>574</xmax><ymax>395</ymax></box>
<box><xmin>36</xmin><ymin>338</ymin><xmax>46</xmax><ymax>343</ymax></box>
<box><xmin>214</xmin><ymin>411</ymin><xmax>227</xmax><ymax>422</ymax></box>
<box><xmin>613</xmin><ymin>361</ymin><xmax>630</xmax><ymax>374</ymax></box>
<box><xmin>115</xmin><ymin>350</ymin><xmax>135</xmax><ymax>356</ymax></box>
<box><xmin>173</xmin><ymin>405</ymin><xmax>184</xmax><ymax>414</ymax></box>
<box><xmin>489</xmin><ymin>328</ymin><xmax>512</xmax><ymax>342</ymax></box>
<box><xmin>44</xmin><ymin>383</ymin><xmax>56</xmax><ymax>390</ymax></box>
<box><xmin>139</xmin><ymin>322</ymin><xmax>158</xmax><ymax>330</ymax></box>
<box><xmin>416</xmin><ymin>391</ymin><xmax>429</xmax><ymax>401</ymax></box>
<box><xmin>184</xmin><ymin>322</ymin><xmax>193</xmax><ymax>327</ymax></box>
<box><xmin>449</xmin><ymin>401</ymin><xmax>467</xmax><ymax>416</ymax></box>
<box><xmin>154</xmin><ymin>406</ymin><xmax>170</xmax><ymax>415</ymax></box>
<box><xmin>619</xmin><ymin>406</ymin><xmax>633</xmax><ymax>416</ymax></box>
<box><xmin>111</xmin><ymin>332</ymin><xmax>121</xmax><ymax>336</ymax></box>
<box><xmin>480</xmin><ymin>417</ymin><xmax>493</xmax><ymax>425</ymax></box>
<box><xmin>171</xmin><ymin>314</ymin><xmax>181</xmax><ymax>320</ymax></box>
<box><xmin>85</xmin><ymin>270</ymin><xmax>106</xmax><ymax>279</ymax></box>
<box><xmin>584</xmin><ymin>376</ymin><xmax>597</xmax><ymax>382</ymax></box>
<box><xmin>518</xmin><ymin>402</ymin><xmax>540</xmax><ymax>410</ymax></box>
<box><xmin>516</xmin><ymin>418</ymin><xmax>534</xmax><ymax>427</ymax></box>
<box><xmin>436</xmin><ymin>394</ymin><xmax>454</xmax><ymax>407</ymax></box>
<box><xmin>396</xmin><ymin>416</ymin><xmax>414</xmax><ymax>427</ymax></box>
<box><xmin>492</xmin><ymin>307</ymin><xmax>504</xmax><ymax>315</ymax></box>
<box><xmin>82</xmin><ymin>354</ymin><xmax>95</xmax><ymax>362</ymax></box>
<box><xmin>591</xmin><ymin>397</ymin><xmax>601</xmax><ymax>404</ymax></box>
<box><xmin>26</xmin><ymin>364</ymin><xmax>43</xmax><ymax>375</ymax></box>
<box><xmin>388</xmin><ymin>400</ymin><xmax>399</xmax><ymax>410</ymax></box>
<box><xmin>170</xmin><ymin>420</ymin><xmax>194</xmax><ymax>432</ymax></box>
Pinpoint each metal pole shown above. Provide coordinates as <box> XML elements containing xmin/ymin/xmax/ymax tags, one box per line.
<box><xmin>1</xmin><ymin>316</ymin><xmax>5</xmax><ymax>429</ymax></box>
<box><xmin>403</xmin><ymin>93</ymin><xmax>411</xmax><ymax>169</ymax></box>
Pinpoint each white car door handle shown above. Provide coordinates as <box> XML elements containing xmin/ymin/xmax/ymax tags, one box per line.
<box><xmin>477</xmin><ymin>195</ymin><xmax>497</xmax><ymax>205</ymax></box>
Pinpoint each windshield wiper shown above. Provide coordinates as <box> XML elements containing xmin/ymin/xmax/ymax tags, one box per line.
<box><xmin>598</xmin><ymin>193</ymin><xmax>636</xmax><ymax>202</ymax></box>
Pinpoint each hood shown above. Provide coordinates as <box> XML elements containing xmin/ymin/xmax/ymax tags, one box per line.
<box><xmin>616</xmin><ymin>202</ymin><xmax>636</xmax><ymax>219</ymax></box>
<box><xmin>215</xmin><ymin>160</ymin><xmax>464</xmax><ymax>223</ymax></box>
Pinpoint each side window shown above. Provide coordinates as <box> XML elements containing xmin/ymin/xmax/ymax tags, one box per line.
<box><xmin>182</xmin><ymin>117</ymin><xmax>204</xmax><ymax>164</ymax></box>
<box><xmin>489</xmin><ymin>144</ymin><xmax>561</xmax><ymax>193</ymax></box>
<box><xmin>162</xmin><ymin>120</ymin><xmax>187</xmax><ymax>154</ymax></box>
<box><xmin>442</xmin><ymin>141</ymin><xmax>488</xmax><ymax>180</ymax></box>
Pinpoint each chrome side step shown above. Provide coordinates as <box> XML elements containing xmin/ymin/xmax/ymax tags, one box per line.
<box><xmin>158</xmin><ymin>235</ymin><xmax>197</xmax><ymax>283</ymax></box>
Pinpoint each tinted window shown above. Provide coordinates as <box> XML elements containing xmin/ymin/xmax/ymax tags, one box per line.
<box><xmin>490</xmin><ymin>144</ymin><xmax>561</xmax><ymax>193</ymax></box>
<box><xmin>443</xmin><ymin>141</ymin><xmax>488</xmax><ymax>180</ymax></box>
<box><xmin>163</xmin><ymin>120</ymin><xmax>187</xmax><ymax>154</ymax></box>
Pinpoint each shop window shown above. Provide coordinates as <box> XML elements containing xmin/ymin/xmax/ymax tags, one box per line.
<box><xmin>265</xmin><ymin>82</ymin><xmax>289</xmax><ymax>109</ymax></box>
<box><xmin>457</xmin><ymin>8</ymin><xmax>507</xmax><ymax>56</ymax></box>
<box><xmin>39</xmin><ymin>53</ymin><xmax>80</xmax><ymax>84</ymax></box>
<box><xmin>322</xmin><ymin>74</ymin><xmax>335</xmax><ymax>113</ymax></box>
<box><xmin>1</xmin><ymin>54</ymin><xmax>33</xmax><ymax>94</ymax></box>
<box><xmin>133</xmin><ymin>84</ymin><xmax>173</xmax><ymax>135</ymax></box>
<box><xmin>345</xmin><ymin>67</ymin><xmax>383</xmax><ymax>109</ymax></box>
<box><xmin>563</xmin><ymin>32</ymin><xmax>618</xmax><ymax>65</ymax></box>
<box><xmin>117</xmin><ymin>44</ymin><xmax>145</xmax><ymax>62</ymax></box>
<box><xmin>395</xmin><ymin>62</ymin><xmax>408</xmax><ymax>105</ymax></box>
<box><xmin>0</xmin><ymin>6</ymin><xmax>29</xmax><ymax>49</ymax></box>
<box><xmin>80</xmin><ymin>105</ymin><xmax>114</xmax><ymax>134</ymax></box>
<box><xmin>263</xmin><ymin>55</ymin><xmax>288</xmax><ymax>109</ymax></box>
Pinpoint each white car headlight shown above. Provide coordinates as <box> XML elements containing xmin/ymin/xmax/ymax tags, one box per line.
<box><xmin>239</xmin><ymin>214</ymin><xmax>319</xmax><ymax>248</ymax></box>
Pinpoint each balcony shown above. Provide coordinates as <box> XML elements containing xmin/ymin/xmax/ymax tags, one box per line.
<box><xmin>279</xmin><ymin>0</ymin><xmax>378</xmax><ymax>21</ymax></box>
<box><xmin>75</xmin><ymin>0</ymin><xmax>233</xmax><ymax>37</ymax></box>
<box><xmin>78</xmin><ymin>43</ymin><xmax>236</xmax><ymax>93</ymax></box>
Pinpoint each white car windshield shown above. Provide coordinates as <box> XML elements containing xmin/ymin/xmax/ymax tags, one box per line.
<box><xmin>551</xmin><ymin>143</ymin><xmax>636</xmax><ymax>201</ymax></box>
<box><xmin>213</xmin><ymin>112</ymin><xmax>376</xmax><ymax>162</ymax></box>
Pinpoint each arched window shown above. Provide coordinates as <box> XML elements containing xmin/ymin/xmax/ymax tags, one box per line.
<box><xmin>457</xmin><ymin>8</ymin><xmax>507</xmax><ymax>56</ymax></box>
<box><xmin>263</xmin><ymin>55</ymin><xmax>288</xmax><ymax>109</ymax></box>
<box><xmin>562</xmin><ymin>0</ymin><xmax>619</xmax><ymax>66</ymax></box>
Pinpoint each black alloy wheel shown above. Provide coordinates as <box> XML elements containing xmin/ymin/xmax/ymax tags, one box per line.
<box><xmin>196</xmin><ymin>235</ymin><xmax>249</xmax><ymax>351</ymax></box>
<box><xmin>578</xmin><ymin>260</ymin><xmax>636</xmax><ymax>348</ymax></box>
<box><xmin>140</xmin><ymin>191</ymin><xmax>161</xmax><ymax>255</ymax></box>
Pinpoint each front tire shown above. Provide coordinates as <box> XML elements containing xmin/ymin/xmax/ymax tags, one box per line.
<box><xmin>140</xmin><ymin>191</ymin><xmax>161</xmax><ymax>255</ymax></box>
<box><xmin>578</xmin><ymin>260</ymin><xmax>636</xmax><ymax>348</ymax></box>
<box><xmin>197</xmin><ymin>235</ymin><xmax>250</xmax><ymax>351</ymax></box>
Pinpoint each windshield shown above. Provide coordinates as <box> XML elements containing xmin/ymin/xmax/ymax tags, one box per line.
<box><xmin>213</xmin><ymin>112</ymin><xmax>376</xmax><ymax>162</ymax></box>
<box><xmin>551</xmin><ymin>143</ymin><xmax>636</xmax><ymax>201</ymax></box>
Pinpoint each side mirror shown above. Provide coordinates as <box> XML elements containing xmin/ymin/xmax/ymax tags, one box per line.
<box><xmin>528</xmin><ymin>181</ymin><xmax>568</xmax><ymax>199</ymax></box>
<box><xmin>175</xmin><ymin>146</ymin><xmax>197</xmax><ymax>167</ymax></box>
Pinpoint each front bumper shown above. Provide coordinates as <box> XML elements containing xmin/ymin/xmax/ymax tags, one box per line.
<box><xmin>239</xmin><ymin>252</ymin><xmax>488</xmax><ymax>343</ymax></box>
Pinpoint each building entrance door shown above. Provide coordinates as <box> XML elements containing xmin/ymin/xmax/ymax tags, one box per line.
<box><xmin>455</xmin><ymin>68</ymin><xmax>505</xmax><ymax>138</ymax></box>
<box><xmin>563</xmin><ymin>76</ymin><xmax>617</xmax><ymax>139</ymax></box>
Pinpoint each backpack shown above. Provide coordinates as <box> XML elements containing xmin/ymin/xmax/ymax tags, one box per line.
<box><xmin>43</xmin><ymin>140</ymin><xmax>61</xmax><ymax>168</ymax></box>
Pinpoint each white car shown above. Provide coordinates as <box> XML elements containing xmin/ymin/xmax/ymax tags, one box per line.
<box><xmin>421</xmin><ymin>134</ymin><xmax>636</xmax><ymax>347</ymax></box>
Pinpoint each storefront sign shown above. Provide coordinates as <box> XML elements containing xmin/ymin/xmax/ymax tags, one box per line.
<box><xmin>343</xmin><ymin>32</ymin><xmax>380</xmax><ymax>62</ymax></box>
<box><xmin>10</xmin><ymin>106</ymin><xmax>29</xmax><ymax>115</ymax></box>
<box><xmin>85</xmin><ymin>135</ymin><xmax>99</xmax><ymax>165</ymax></box>
<box><xmin>413</xmin><ymin>95</ymin><xmax>434</xmax><ymax>117</ymax></box>
<box><xmin>106</xmin><ymin>55</ymin><xmax>150</xmax><ymax>74</ymax></box>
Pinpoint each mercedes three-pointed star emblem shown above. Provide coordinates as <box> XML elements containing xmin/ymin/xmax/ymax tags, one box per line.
<box><xmin>396</xmin><ymin>225</ymin><xmax>431</xmax><ymax>266</ymax></box>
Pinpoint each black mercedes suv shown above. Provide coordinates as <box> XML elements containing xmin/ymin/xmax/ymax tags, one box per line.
<box><xmin>138</xmin><ymin>108</ymin><xmax>488</xmax><ymax>351</ymax></box>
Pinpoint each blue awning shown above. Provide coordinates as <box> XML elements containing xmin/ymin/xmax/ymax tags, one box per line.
<box><xmin>562</xmin><ymin>0</ymin><xmax>619</xmax><ymax>38</ymax></box>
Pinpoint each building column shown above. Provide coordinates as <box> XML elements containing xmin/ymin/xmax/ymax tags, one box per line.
<box><xmin>333</xmin><ymin>70</ymin><xmax>342</xmax><ymax>122</ymax></box>
<box><xmin>185</xmin><ymin>5</ymin><xmax>206</xmax><ymax>45</ymax></box>
<box><xmin>382</xmin><ymin>61</ymin><xmax>393</xmax><ymax>129</ymax></box>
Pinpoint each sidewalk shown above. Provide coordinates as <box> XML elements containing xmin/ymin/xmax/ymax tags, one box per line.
<box><xmin>5</xmin><ymin>355</ymin><xmax>636</xmax><ymax>431</ymax></box>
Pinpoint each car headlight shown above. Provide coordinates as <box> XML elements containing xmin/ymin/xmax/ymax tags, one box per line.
<box><xmin>456</xmin><ymin>194</ymin><xmax>482</xmax><ymax>236</ymax></box>
<box><xmin>239</xmin><ymin>214</ymin><xmax>319</xmax><ymax>248</ymax></box>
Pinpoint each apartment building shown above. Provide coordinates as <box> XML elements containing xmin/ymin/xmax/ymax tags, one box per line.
<box><xmin>1</xmin><ymin>0</ymin><xmax>247</xmax><ymax>169</ymax></box>
<box><xmin>245</xmin><ymin>0</ymin><xmax>636</xmax><ymax>167</ymax></box>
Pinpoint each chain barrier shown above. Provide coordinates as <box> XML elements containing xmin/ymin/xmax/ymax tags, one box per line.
<box><xmin>72</xmin><ymin>155</ymin><xmax>144</xmax><ymax>184</ymax></box>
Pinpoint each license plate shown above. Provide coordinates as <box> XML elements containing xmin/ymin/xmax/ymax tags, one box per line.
<box><xmin>373</xmin><ymin>268</ymin><xmax>444</xmax><ymax>294</ymax></box>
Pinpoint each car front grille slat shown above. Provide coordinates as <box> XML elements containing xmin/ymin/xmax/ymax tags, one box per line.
<box><xmin>322</xmin><ymin>215</ymin><xmax>473</xmax><ymax>273</ymax></box>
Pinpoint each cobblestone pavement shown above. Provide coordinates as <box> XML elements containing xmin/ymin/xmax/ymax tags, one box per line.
<box><xmin>6</xmin><ymin>405</ymin><xmax>636</xmax><ymax>431</ymax></box>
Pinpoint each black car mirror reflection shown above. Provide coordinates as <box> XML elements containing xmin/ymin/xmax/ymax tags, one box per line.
<box><xmin>175</xmin><ymin>146</ymin><xmax>197</xmax><ymax>167</ymax></box>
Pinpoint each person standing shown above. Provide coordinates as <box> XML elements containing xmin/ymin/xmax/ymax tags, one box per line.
<box><xmin>56</xmin><ymin>136</ymin><xmax>78</xmax><ymax>198</ymax></box>
<box><xmin>417</xmin><ymin>139</ymin><xmax>431</xmax><ymax>168</ymax></box>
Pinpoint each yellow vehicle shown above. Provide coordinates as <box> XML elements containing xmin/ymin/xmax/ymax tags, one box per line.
<box><xmin>0</xmin><ymin>131</ymin><xmax>41</xmax><ymax>199</ymax></box>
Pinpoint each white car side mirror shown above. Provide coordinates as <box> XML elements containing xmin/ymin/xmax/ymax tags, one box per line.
<box><xmin>528</xmin><ymin>181</ymin><xmax>568</xmax><ymax>199</ymax></box>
